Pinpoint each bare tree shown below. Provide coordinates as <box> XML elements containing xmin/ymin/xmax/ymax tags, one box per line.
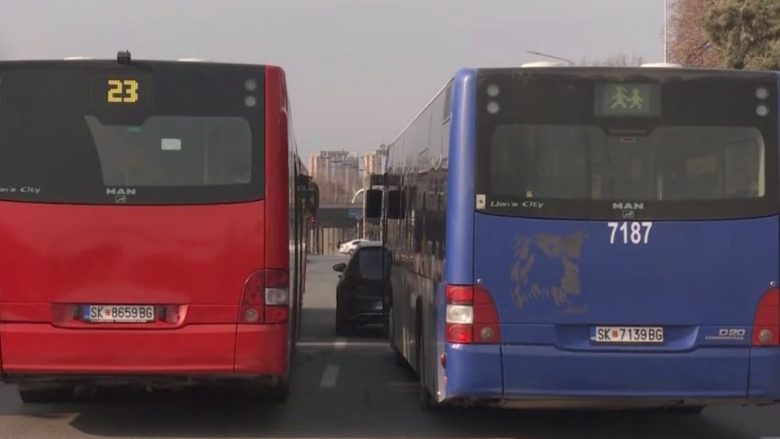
<box><xmin>668</xmin><ymin>0</ymin><xmax>723</xmax><ymax>67</ymax></box>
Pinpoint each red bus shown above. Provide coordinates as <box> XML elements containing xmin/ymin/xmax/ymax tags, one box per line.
<box><xmin>0</xmin><ymin>53</ymin><xmax>316</xmax><ymax>402</ymax></box>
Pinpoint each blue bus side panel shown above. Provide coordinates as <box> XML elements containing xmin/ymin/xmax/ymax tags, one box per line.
<box><xmin>384</xmin><ymin>77</ymin><xmax>451</xmax><ymax>375</ymax></box>
<box><xmin>444</xmin><ymin>68</ymin><xmax>477</xmax><ymax>285</ymax></box>
<box><xmin>435</xmin><ymin>281</ymin><xmax>448</xmax><ymax>401</ymax></box>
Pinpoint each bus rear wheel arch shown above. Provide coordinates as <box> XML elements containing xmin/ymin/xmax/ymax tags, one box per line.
<box><xmin>416</xmin><ymin>304</ymin><xmax>439</xmax><ymax>410</ymax></box>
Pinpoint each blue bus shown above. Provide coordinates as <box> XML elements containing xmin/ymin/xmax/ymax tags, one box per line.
<box><xmin>373</xmin><ymin>66</ymin><xmax>780</xmax><ymax>410</ymax></box>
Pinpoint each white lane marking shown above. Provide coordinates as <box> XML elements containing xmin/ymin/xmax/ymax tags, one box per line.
<box><xmin>320</xmin><ymin>364</ymin><xmax>340</xmax><ymax>388</ymax></box>
<box><xmin>298</xmin><ymin>340</ymin><xmax>389</xmax><ymax>349</ymax></box>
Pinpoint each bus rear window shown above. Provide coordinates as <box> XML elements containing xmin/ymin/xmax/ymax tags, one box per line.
<box><xmin>475</xmin><ymin>69</ymin><xmax>779</xmax><ymax>220</ymax></box>
<box><xmin>489</xmin><ymin>125</ymin><xmax>765</xmax><ymax>201</ymax></box>
<box><xmin>86</xmin><ymin>116</ymin><xmax>252</xmax><ymax>187</ymax></box>
<box><xmin>0</xmin><ymin>61</ymin><xmax>264</xmax><ymax>205</ymax></box>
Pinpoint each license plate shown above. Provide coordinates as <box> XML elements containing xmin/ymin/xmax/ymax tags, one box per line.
<box><xmin>83</xmin><ymin>305</ymin><xmax>156</xmax><ymax>323</ymax></box>
<box><xmin>591</xmin><ymin>326</ymin><xmax>664</xmax><ymax>344</ymax></box>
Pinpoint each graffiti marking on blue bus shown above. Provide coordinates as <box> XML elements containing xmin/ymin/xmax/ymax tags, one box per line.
<box><xmin>511</xmin><ymin>232</ymin><xmax>587</xmax><ymax>309</ymax></box>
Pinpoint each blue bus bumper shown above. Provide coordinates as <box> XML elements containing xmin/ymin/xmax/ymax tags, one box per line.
<box><xmin>749</xmin><ymin>348</ymin><xmax>780</xmax><ymax>400</ymax></box>
<box><xmin>445</xmin><ymin>344</ymin><xmax>780</xmax><ymax>405</ymax></box>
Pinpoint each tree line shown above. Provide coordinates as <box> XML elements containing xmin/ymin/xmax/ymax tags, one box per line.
<box><xmin>579</xmin><ymin>0</ymin><xmax>780</xmax><ymax>69</ymax></box>
<box><xmin>670</xmin><ymin>0</ymin><xmax>780</xmax><ymax>70</ymax></box>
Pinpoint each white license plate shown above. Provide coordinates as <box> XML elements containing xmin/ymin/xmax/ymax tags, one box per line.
<box><xmin>83</xmin><ymin>305</ymin><xmax>156</xmax><ymax>323</ymax></box>
<box><xmin>591</xmin><ymin>326</ymin><xmax>664</xmax><ymax>344</ymax></box>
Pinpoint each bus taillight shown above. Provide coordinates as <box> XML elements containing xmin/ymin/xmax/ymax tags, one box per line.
<box><xmin>240</xmin><ymin>269</ymin><xmax>289</xmax><ymax>324</ymax></box>
<box><xmin>264</xmin><ymin>269</ymin><xmax>289</xmax><ymax>323</ymax></box>
<box><xmin>241</xmin><ymin>271</ymin><xmax>265</xmax><ymax>323</ymax></box>
<box><xmin>446</xmin><ymin>285</ymin><xmax>501</xmax><ymax>344</ymax></box>
<box><xmin>752</xmin><ymin>287</ymin><xmax>779</xmax><ymax>346</ymax></box>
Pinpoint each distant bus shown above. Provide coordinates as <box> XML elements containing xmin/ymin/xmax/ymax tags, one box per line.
<box><xmin>375</xmin><ymin>66</ymin><xmax>780</xmax><ymax>410</ymax></box>
<box><xmin>0</xmin><ymin>54</ymin><xmax>316</xmax><ymax>403</ymax></box>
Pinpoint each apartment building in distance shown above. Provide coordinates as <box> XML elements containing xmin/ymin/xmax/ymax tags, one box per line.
<box><xmin>309</xmin><ymin>145</ymin><xmax>388</xmax><ymax>204</ymax></box>
<box><xmin>309</xmin><ymin>150</ymin><xmax>360</xmax><ymax>204</ymax></box>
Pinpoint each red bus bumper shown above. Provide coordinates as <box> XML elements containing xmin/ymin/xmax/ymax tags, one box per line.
<box><xmin>0</xmin><ymin>323</ymin><xmax>288</xmax><ymax>378</ymax></box>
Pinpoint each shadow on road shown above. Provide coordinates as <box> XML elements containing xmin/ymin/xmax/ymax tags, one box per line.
<box><xmin>17</xmin><ymin>375</ymin><xmax>753</xmax><ymax>439</ymax></box>
<box><xmin>300</xmin><ymin>307</ymin><xmax>386</xmax><ymax>343</ymax></box>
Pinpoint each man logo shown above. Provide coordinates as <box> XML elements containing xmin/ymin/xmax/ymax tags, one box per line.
<box><xmin>613</xmin><ymin>202</ymin><xmax>644</xmax><ymax>210</ymax></box>
<box><xmin>106</xmin><ymin>188</ymin><xmax>137</xmax><ymax>196</ymax></box>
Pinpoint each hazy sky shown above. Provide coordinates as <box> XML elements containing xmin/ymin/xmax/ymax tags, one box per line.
<box><xmin>1</xmin><ymin>0</ymin><xmax>665</xmax><ymax>158</ymax></box>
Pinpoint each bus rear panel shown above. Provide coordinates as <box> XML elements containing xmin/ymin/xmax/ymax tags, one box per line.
<box><xmin>0</xmin><ymin>60</ymin><xmax>294</xmax><ymax>399</ymax></box>
<box><xmin>453</xmin><ymin>67</ymin><xmax>780</xmax><ymax>406</ymax></box>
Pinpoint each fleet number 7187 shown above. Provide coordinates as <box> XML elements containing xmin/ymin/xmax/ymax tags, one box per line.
<box><xmin>608</xmin><ymin>222</ymin><xmax>653</xmax><ymax>245</ymax></box>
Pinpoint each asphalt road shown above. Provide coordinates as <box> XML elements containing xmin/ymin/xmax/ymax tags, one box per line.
<box><xmin>0</xmin><ymin>255</ymin><xmax>779</xmax><ymax>438</ymax></box>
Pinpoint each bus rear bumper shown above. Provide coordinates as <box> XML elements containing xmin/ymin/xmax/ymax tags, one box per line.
<box><xmin>748</xmin><ymin>348</ymin><xmax>780</xmax><ymax>399</ymax></box>
<box><xmin>445</xmin><ymin>344</ymin><xmax>503</xmax><ymax>398</ymax></box>
<box><xmin>0</xmin><ymin>323</ymin><xmax>288</xmax><ymax>378</ymax></box>
<box><xmin>444</xmin><ymin>344</ymin><xmax>780</xmax><ymax>406</ymax></box>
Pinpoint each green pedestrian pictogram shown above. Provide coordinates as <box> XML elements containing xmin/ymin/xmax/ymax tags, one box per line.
<box><xmin>610</xmin><ymin>85</ymin><xmax>630</xmax><ymax>110</ymax></box>
<box><xmin>629</xmin><ymin>88</ymin><xmax>645</xmax><ymax>109</ymax></box>
<box><xmin>610</xmin><ymin>85</ymin><xmax>645</xmax><ymax>111</ymax></box>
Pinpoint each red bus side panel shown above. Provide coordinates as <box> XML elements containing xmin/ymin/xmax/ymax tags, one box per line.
<box><xmin>233</xmin><ymin>65</ymin><xmax>290</xmax><ymax>379</ymax></box>
<box><xmin>264</xmin><ymin>65</ymin><xmax>289</xmax><ymax>271</ymax></box>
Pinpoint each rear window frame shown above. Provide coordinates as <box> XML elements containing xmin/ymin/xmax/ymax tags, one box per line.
<box><xmin>0</xmin><ymin>60</ymin><xmax>265</xmax><ymax>205</ymax></box>
<box><xmin>474</xmin><ymin>68</ymin><xmax>780</xmax><ymax>220</ymax></box>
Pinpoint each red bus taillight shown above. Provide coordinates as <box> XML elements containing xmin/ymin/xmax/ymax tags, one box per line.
<box><xmin>241</xmin><ymin>271</ymin><xmax>264</xmax><ymax>323</ymax></box>
<box><xmin>240</xmin><ymin>269</ymin><xmax>289</xmax><ymax>324</ymax></box>
<box><xmin>264</xmin><ymin>269</ymin><xmax>289</xmax><ymax>323</ymax></box>
<box><xmin>753</xmin><ymin>287</ymin><xmax>779</xmax><ymax>346</ymax></box>
<box><xmin>446</xmin><ymin>284</ymin><xmax>501</xmax><ymax>344</ymax></box>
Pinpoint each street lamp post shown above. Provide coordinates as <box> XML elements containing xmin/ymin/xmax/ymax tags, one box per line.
<box><xmin>351</xmin><ymin>188</ymin><xmax>367</xmax><ymax>239</ymax></box>
<box><xmin>525</xmin><ymin>50</ymin><xmax>575</xmax><ymax>66</ymax></box>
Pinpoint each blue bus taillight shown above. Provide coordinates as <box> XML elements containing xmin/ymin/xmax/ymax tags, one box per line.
<box><xmin>240</xmin><ymin>269</ymin><xmax>289</xmax><ymax>324</ymax></box>
<box><xmin>752</xmin><ymin>287</ymin><xmax>779</xmax><ymax>346</ymax></box>
<box><xmin>446</xmin><ymin>285</ymin><xmax>501</xmax><ymax>344</ymax></box>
